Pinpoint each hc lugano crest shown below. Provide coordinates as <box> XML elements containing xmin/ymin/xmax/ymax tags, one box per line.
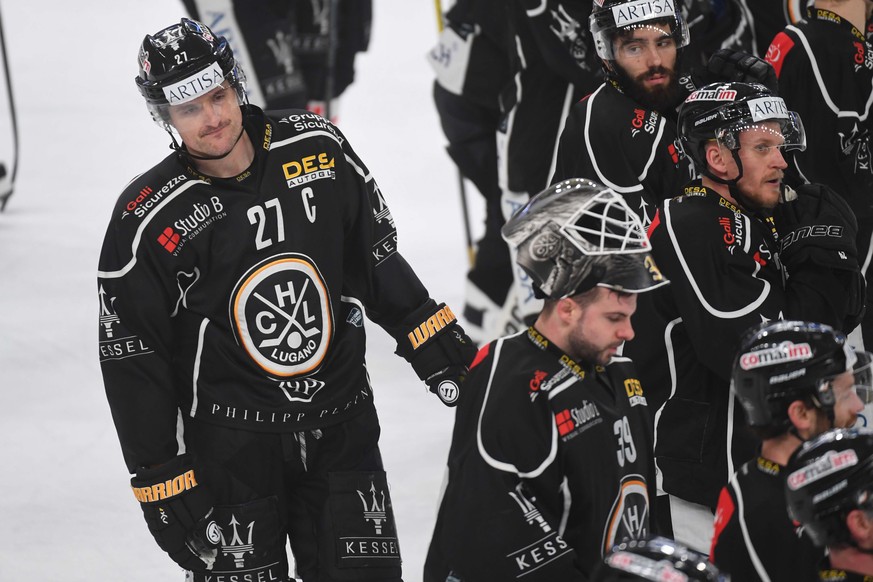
<box><xmin>231</xmin><ymin>254</ymin><xmax>333</xmax><ymax>377</ymax></box>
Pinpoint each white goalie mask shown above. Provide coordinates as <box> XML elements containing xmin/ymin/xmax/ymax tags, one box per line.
<box><xmin>501</xmin><ymin>179</ymin><xmax>669</xmax><ymax>299</ymax></box>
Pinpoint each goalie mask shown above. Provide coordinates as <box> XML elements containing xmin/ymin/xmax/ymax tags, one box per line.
<box><xmin>786</xmin><ymin>427</ymin><xmax>873</xmax><ymax>548</ymax></box>
<box><xmin>135</xmin><ymin>18</ymin><xmax>248</xmax><ymax>127</ymax></box>
<box><xmin>731</xmin><ymin>320</ymin><xmax>859</xmax><ymax>430</ymax></box>
<box><xmin>501</xmin><ymin>179</ymin><xmax>668</xmax><ymax>299</ymax></box>
<box><xmin>591</xmin><ymin>536</ymin><xmax>728</xmax><ymax>581</ymax></box>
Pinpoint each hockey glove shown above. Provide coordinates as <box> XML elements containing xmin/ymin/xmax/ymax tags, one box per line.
<box><xmin>131</xmin><ymin>454</ymin><xmax>220</xmax><ymax>572</ymax></box>
<box><xmin>774</xmin><ymin>183</ymin><xmax>865</xmax><ymax>328</ymax></box>
<box><xmin>395</xmin><ymin>301</ymin><xmax>478</xmax><ymax>407</ymax></box>
<box><xmin>774</xmin><ymin>183</ymin><xmax>859</xmax><ymax>267</ymax></box>
<box><xmin>700</xmin><ymin>49</ymin><xmax>779</xmax><ymax>93</ymax></box>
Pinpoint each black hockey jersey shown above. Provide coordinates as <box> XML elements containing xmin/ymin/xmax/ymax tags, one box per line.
<box><xmin>626</xmin><ymin>181</ymin><xmax>858</xmax><ymax>509</ymax></box>
<box><xmin>710</xmin><ymin>456</ymin><xmax>821</xmax><ymax>582</ymax></box>
<box><xmin>98</xmin><ymin>106</ymin><xmax>431</xmax><ymax>472</ymax></box>
<box><xmin>551</xmin><ymin>81</ymin><xmax>694</xmax><ymax>230</ymax></box>
<box><xmin>424</xmin><ymin>328</ymin><xmax>656</xmax><ymax>582</ymax></box>
<box><xmin>625</xmin><ymin>184</ymin><xmax>780</xmax><ymax>509</ymax></box>
<box><xmin>766</xmin><ymin>8</ymin><xmax>873</xmax><ymax>219</ymax></box>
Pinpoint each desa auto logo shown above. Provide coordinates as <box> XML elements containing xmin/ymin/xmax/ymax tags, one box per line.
<box><xmin>282</xmin><ymin>152</ymin><xmax>335</xmax><ymax>188</ymax></box>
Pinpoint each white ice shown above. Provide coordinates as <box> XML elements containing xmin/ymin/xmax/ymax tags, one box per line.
<box><xmin>0</xmin><ymin>1</ymin><xmax>475</xmax><ymax>580</ymax></box>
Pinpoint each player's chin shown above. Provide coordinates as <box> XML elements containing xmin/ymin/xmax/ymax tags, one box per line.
<box><xmin>761</xmin><ymin>182</ymin><xmax>782</xmax><ymax>206</ymax></box>
<box><xmin>600</xmin><ymin>347</ymin><xmax>619</xmax><ymax>364</ymax></box>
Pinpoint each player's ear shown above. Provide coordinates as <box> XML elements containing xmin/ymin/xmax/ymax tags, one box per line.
<box><xmin>786</xmin><ymin>399</ymin><xmax>816</xmax><ymax>436</ymax></box>
<box><xmin>704</xmin><ymin>141</ymin><xmax>728</xmax><ymax>174</ymax></box>
<box><xmin>845</xmin><ymin>508</ymin><xmax>873</xmax><ymax>541</ymax></box>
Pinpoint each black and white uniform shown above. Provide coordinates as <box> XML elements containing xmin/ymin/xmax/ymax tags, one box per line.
<box><xmin>181</xmin><ymin>0</ymin><xmax>371</xmax><ymax>111</ymax></box>
<box><xmin>499</xmin><ymin>0</ymin><xmax>599</xmax><ymax>200</ymax></box>
<box><xmin>428</xmin><ymin>0</ymin><xmax>516</xmax><ymax>335</ymax></box>
<box><xmin>710</xmin><ymin>456</ymin><xmax>821</xmax><ymax>582</ymax></box>
<box><xmin>625</xmin><ymin>181</ymin><xmax>852</xmax><ymax>551</ymax></box>
<box><xmin>765</xmin><ymin>8</ymin><xmax>873</xmax><ymax>345</ymax></box>
<box><xmin>424</xmin><ymin>328</ymin><xmax>656</xmax><ymax>582</ymax></box>
<box><xmin>98</xmin><ymin>105</ymin><xmax>430</xmax><ymax>581</ymax></box>
<box><xmin>551</xmin><ymin>81</ymin><xmax>695</xmax><ymax>231</ymax></box>
<box><xmin>497</xmin><ymin>0</ymin><xmax>601</xmax><ymax>326</ymax></box>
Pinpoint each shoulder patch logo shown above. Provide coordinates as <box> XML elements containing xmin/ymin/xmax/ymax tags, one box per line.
<box><xmin>231</xmin><ymin>254</ymin><xmax>333</xmax><ymax>378</ymax></box>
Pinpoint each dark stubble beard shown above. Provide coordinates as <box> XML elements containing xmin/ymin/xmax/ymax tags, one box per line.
<box><xmin>623</xmin><ymin>65</ymin><xmax>681</xmax><ymax>113</ymax></box>
<box><xmin>567</xmin><ymin>332</ymin><xmax>614</xmax><ymax>367</ymax></box>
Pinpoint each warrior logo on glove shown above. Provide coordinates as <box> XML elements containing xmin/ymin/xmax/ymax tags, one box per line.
<box><xmin>406</xmin><ymin>305</ymin><xmax>458</xmax><ymax>350</ymax></box>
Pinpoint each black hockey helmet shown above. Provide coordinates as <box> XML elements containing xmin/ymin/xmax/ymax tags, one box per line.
<box><xmin>590</xmin><ymin>536</ymin><xmax>728</xmax><ymax>581</ymax></box>
<box><xmin>677</xmin><ymin>81</ymin><xmax>805</xmax><ymax>178</ymax></box>
<box><xmin>501</xmin><ymin>178</ymin><xmax>669</xmax><ymax>299</ymax></box>
<box><xmin>785</xmin><ymin>427</ymin><xmax>873</xmax><ymax>547</ymax></box>
<box><xmin>731</xmin><ymin>320</ymin><xmax>857</xmax><ymax>430</ymax></box>
<box><xmin>135</xmin><ymin>18</ymin><xmax>247</xmax><ymax>124</ymax></box>
<box><xmin>589</xmin><ymin>0</ymin><xmax>690</xmax><ymax>72</ymax></box>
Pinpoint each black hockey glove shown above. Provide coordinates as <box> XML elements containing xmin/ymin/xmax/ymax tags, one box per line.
<box><xmin>697</xmin><ymin>49</ymin><xmax>779</xmax><ymax>93</ymax></box>
<box><xmin>395</xmin><ymin>301</ymin><xmax>478</xmax><ymax>407</ymax></box>
<box><xmin>774</xmin><ymin>183</ymin><xmax>859</xmax><ymax>267</ymax></box>
<box><xmin>131</xmin><ymin>454</ymin><xmax>220</xmax><ymax>572</ymax></box>
<box><xmin>774</xmin><ymin>183</ymin><xmax>865</xmax><ymax>327</ymax></box>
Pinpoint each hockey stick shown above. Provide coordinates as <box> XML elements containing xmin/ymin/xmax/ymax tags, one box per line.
<box><xmin>0</xmin><ymin>2</ymin><xmax>17</xmax><ymax>212</ymax></box>
<box><xmin>324</xmin><ymin>0</ymin><xmax>339</xmax><ymax>121</ymax></box>
<box><xmin>435</xmin><ymin>0</ymin><xmax>476</xmax><ymax>267</ymax></box>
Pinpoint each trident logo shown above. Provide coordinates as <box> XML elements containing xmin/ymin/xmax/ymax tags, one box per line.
<box><xmin>508</xmin><ymin>484</ymin><xmax>552</xmax><ymax>534</ymax></box>
<box><xmin>218</xmin><ymin>514</ymin><xmax>255</xmax><ymax>569</ymax></box>
<box><xmin>357</xmin><ymin>482</ymin><xmax>388</xmax><ymax>534</ymax></box>
<box><xmin>98</xmin><ymin>285</ymin><xmax>120</xmax><ymax>339</ymax></box>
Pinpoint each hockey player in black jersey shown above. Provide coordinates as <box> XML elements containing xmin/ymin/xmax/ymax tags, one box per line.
<box><xmin>550</xmin><ymin>0</ymin><xmax>775</xmax><ymax>233</ymax></box>
<box><xmin>424</xmin><ymin>178</ymin><xmax>669</xmax><ymax>581</ymax></box>
<box><xmin>551</xmin><ymin>0</ymin><xmax>693</xmax><ymax>233</ymax></box>
<box><xmin>97</xmin><ymin>19</ymin><xmax>476</xmax><ymax>582</ymax></box>
<box><xmin>428</xmin><ymin>0</ymin><xmax>517</xmax><ymax>344</ymax></box>
<box><xmin>786</xmin><ymin>428</ymin><xmax>873</xmax><ymax>579</ymax></box>
<box><xmin>765</xmin><ymin>0</ymin><xmax>873</xmax><ymax>347</ymax></box>
<box><xmin>592</xmin><ymin>536</ymin><xmax>727</xmax><ymax>580</ymax></box>
<box><xmin>626</xmin><ymin>80</ymin><xmax>865</xmax><ymax>553</ymax></box>
<box><xmin>710</xmin><ymin>320</ymin><xmax>869</xmax><ymax>581</ymax></box>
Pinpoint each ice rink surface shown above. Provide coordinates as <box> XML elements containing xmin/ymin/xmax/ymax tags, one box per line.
<box><xmin>0</xmin><ymin>1</ymin><xmax>473</xmax><ymax>579</ymax></box>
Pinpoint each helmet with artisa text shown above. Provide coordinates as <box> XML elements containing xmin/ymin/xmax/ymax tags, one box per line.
<box><xmin>135</xmin><ymin>18</ymin><xmax>247</xmax><ymax>125</ymax></box>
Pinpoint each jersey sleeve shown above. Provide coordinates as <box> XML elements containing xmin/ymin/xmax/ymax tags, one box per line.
<box><xmin>97</xmin><ymin>200</ymin><xmax>184</xmax><ymax>473</ymax></box>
